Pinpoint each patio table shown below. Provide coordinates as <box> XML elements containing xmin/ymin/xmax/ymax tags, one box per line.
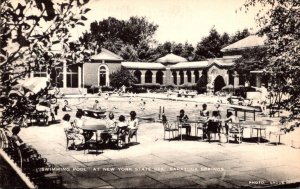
<box><xmin>178</xmin><ymin>119</ymin><xmax>206</xmax><ymax>141</ymax></box>
<box><xmin>241</xmin><ymin>120</ymin><xmax>273</xmax><ymax>143</ymax></box>
<box><xmin>82</xmin><ymin>120</ymin><xmax>107</xmax><ymax>154</ymax></box>
<box><xmin>82</xmin><ymin>108</ymin><xmax>106</xmax><ymax>119</ymax></box>
<box><xmin>227</xmin><ymin>105</ymin><xmax>261</xmax><ymax>121</ymax></box>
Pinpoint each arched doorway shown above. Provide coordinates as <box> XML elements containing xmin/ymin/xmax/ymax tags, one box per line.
<box><xmin>98</xmin><ymin>65</ymin><xmax>109</xmax><ymax>86</ymax></box>
<box><xmin>187</xmin><ymin>70</ymin><xmax>191</xmax><ymax>83</ymax></box>
<box><xmin>172</xmin><ymin>71</ymin><xmax>177</xmax><ymax>85</ymax></box>
<box><xmin>134</xmin><ymin>70</ymin><xmax>141</xmax><ymax>84</ymax></box>
<box><xmin>156</xmin><ymin>70</ymin><xmax>163</xmax><ymax>84</ymax></box>
<box><xmin>179</xmin><ymin>70</ymin><xmax>184</xmax><ymax>85</ymax></box>
<box><xmin>145</xmin><ymin>70</ymin><xmax>152</xmax><ymax>83</ymax></box>
<box><xmin>194</xmin><ymin>70</ymin><xmax>199</xmax><ymax>83</ymax></box>
<box><xmin>214</xmin><ymin>75</ymin><xmax>226</xmax><ymax>92</ymax></box>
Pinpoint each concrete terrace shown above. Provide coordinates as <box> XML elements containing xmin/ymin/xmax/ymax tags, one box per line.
<box><xmin>16</xmin><ymin>95</ymin><xmax>300</xmax><ymax>188</ymax></box>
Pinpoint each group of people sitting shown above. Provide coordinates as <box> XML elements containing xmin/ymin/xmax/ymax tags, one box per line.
<box><xmin>63</xmin><ymin>110</ymin><xmax>139</xmax><ymax>150</ymax></box>
<box><xmin>175</xmin><ymin>103</ymin><xmax>240</xmax><ymax>142</ymax></box>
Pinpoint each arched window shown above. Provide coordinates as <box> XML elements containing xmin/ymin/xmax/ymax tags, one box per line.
<box><xmin>172</xmin><ymin>71</ymin><xmax>177</xmax><ymax>85</ymax></box>
<box><xmin>145</xmin><ymin>70</ymin><xmax>152</xmax><ymax>83</ymax></box>
<box><xmin>98</xmin><ymin>65</ymin><xmax>109</xmax><ymax>86</ymax></box>
<box><xmin>134</xmin><ymin>70</ymin><xmax>141</xmax><ymax>84</ymax></box>
<box><xmin>156</xmin><ymin>71</ymin><xmax>164</xmax><ymax>84</ymax></box>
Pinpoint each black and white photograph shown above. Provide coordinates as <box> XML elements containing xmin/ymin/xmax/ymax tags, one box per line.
<box><xmin>0</xmin><ymin>0</ymin><xmax>300</xmax><ymax>188</ymax></box>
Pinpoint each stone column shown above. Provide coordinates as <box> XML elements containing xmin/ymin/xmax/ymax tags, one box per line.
<box><xmin>82</xmin><ymin>65</ymin><xmax>85</xmax><ymax>88</ymax></box>
<box><xmin>176</xmin><ymin>71</ymin><xmax>181</xmax><ymax>85</ymax></box>
<box><xmin>162</xmin><ymin>71</ymin><xmax>166</xmax><ymax>85</ymax></box>
<box><xmin>63</xmin><ymin>61</ymin><xmax>67</xmax><ymax>88</ymax></box>
<box><xmin>170</xmin><ymin>71</ymin><xmax>174</xmax><ymax>85</ymax></box>
<box><xmin>183</xmin><ymin>70</ymin><xmax>188</xmax><ymax>84</ymax></box>
<box><xmin>152</xmin><ymin>70</ymin><xmax>157</xmax><ymax>84</ymax></box>
<box><xmin>141</xmin><ymin>70</ymin><xmax>146</xmax><ymax>84</ymax></box>
<box><xmin>191</xmin><ymin>70</ymin><xmax>195</xmax><ymax>84</ymax></box>
<box><xmin>78</xmin><ymin>65</ymin><xmax>81</xmax><ymax>88</ymax></box>
<box><xmin>233</xmin><ymin>72</ymin><xmax>239</xmax><ymax>87</ymax></box>
<box><xmin>165</xmin><ymin>66</ymin><xmax>171</xmax><ymax>85</ymax></box>
<box><xmin>224</xmin><ymin>74</ymin><xmax>229</xmax><ymax>85</ymax></box>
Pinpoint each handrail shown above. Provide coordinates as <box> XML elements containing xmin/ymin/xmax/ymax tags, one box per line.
<box><xmin>0</xmin><ymin>149</ymin><xmax>36</xmax><ymax>189</ymax></box>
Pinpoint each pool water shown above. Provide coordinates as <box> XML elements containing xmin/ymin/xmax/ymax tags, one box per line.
<box><xmin>61</xmin><ymin>96</ymin><xmax>254</xmax><ymax>122</ymax></box>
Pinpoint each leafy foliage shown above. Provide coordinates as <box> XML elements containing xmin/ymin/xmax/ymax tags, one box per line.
<box><xmin>0</xmin><ymin>0</ymin><xmax>90</xmax><ymax>85</ymax></box>
<box><xmin>110</xmin><ymin>68</ymin><xmax>137</xmax><ymax>88</ymax></box>
<box><xmin>152</xmin><ymin>41</ymin><xmax>195</xmax><ymax>61</ymax></box>
<box><xmin>195</xmin><ymin>28</ymin><xmax>231</xmax><ymax>59</ymax></box>
<box><xmin>233</xmin><ymin>47</ymin><xmax>268</xmax><ymax>74</ymax></box>
<box><xmin>0</xmin><ymin>0</ymin><xmax>89</xmax><ymax>125</ymax></box>
<box><xmin>79</xmin><ymin>16</ymin><xmax>158</xmax><ymax>61</ymax></box>
<box><xmin>243</xmin><ymin>0</ymin><xmax>300</xmax><ymax>120</ymax></box>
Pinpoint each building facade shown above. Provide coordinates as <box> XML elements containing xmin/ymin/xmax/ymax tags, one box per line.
<box><xmin>32</xmin><ymin>35</ymin><xmax>266</xmax><ymax>92</ymax></box>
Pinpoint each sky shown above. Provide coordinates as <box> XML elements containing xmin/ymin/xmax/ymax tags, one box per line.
<box><xmin>70</xmin><ymin>0</ymin><xmax>261</xmax><ymax>46</ymax></box>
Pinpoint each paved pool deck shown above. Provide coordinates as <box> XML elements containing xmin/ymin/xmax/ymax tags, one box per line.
<box><xmin>17</xmin><ymin>116</ymin><xmax>300</xmax><ymax>188</ymax></box>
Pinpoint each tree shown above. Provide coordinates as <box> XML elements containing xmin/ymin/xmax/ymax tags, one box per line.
<box><xmin>195</xmin><ymin>28</ymin><xmax>229</xmax><ymax>59</ymax></box>
<box><xmin>196</xmin><ymin>72</ymin><xmax>208</xmax><ymax>94</ymax></box>
<box><xmin>233</xmin><ymin>47</ymin><xmax>268</xmax><ymax>74</ymax></box>
<box><xmin>153</xmin><ymin>41</ymin><xmax>195</xmax><ymax>61</ymax></box>
<box><xmin>229</xmin><ymin>28</ymin><xmax>251</xmax><ymax>44</ymax></box>
<box><xmin>0</xmin><ymin>0</ymin><xmax>90</xmax><ymax>125</ymax></box>
<box><xmin>1</xmin><ymin>0</ymin><xmax>90</xmax><ymax>86</ymax></box>
<box><xmin>243</xmin><ymin>0</ymin><xmax>300</xmax><ymax>121</ymax></box>
<box><xmin>79</xmin><ymin>16</ymin><xmax>158</xmax><ymax>61</ymax></box>
<box><xmin>110</xmin><ymin>68</ymin><xmax>137</xmax><ymax>88</ymax></box>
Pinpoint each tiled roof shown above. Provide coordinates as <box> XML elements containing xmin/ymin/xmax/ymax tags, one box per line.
<box><xmin>156</xmin><ymin>53</ymin><xmax>187</xmax><ymax>63</ymax></box>
<box><xmin>210</xmin><ymin>59</ymin><xmax>235</xmax><ymax>67</ymax></box>
<box><xmin>91</xmin><ymin>48</ymin><xmax>123</xmax><ymax>61</ymax></box>
<box><xmin>170</xmin><ymin>61</ymin><xmax>209</xmax><ymax>69</ymax></box>
<box><xmin>170</xmin><ymin>59</ymin><xmax>234</xmax><ymax>69</ymax></box>
<box><xmin>121</xmin><ymin>62</ymin><xmax>165</xmax><ymax>69</ymax></box>
<box><xmin>221</xmin><ymin>35</ymin><xmax>267</xmax><ymax>52</ymax></box>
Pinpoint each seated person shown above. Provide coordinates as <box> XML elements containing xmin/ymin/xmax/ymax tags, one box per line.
<box><xmin>223</xmin><ymin>112</ymin><xmax>240</xmax><ymax>137</ymax></box>
<box><xmin>62</xmin><ymin>100</ymin><xmax>72</xmax><ymax>112</ymax></box>
<box><xmin>63</xmin><ymin>114</ymin><xmax>85</xmax><ymax>149</ymax></box>
<box><xmin>92</xmin><ymin>100</ymin><xmax>100</xmax><ymax>110</ymax></box>
<box><xmin>205</xmin><ymin>111</ymin><xmax>221</xmax><ymax>141</ymax></box>
<box><xmin>115</xmin><ymin>115</ymin><xmax>128</xmax><ymax>144</ymax></box>
<box><xmin>11</xmin><ymin>126</ymin><xmax>25</xmax><ymax>148</ymax></box>
<box><xmin>162</xmin><ymin>114</ymin><xmax>168</xmax><ymax>124</ymax></box>
<box><xmin>106</xmin><ymin>112</ymin><xmax>117</xmax><ymax>131</ymax></box>
<box><xmin>178</xmin><ymin>109</ymin><xmax>191</xmax><ymax>136</ymax></box>
<box><xmin>127</xmin><ymin>111</ymin><xmax>139</xmax><ymax>142</ymax></box>
<box><xmin>200</xmin><ymin>104</ymin><xmax>209</xmax><ymax>118</ymax></box>
<box><xmin>74</xmin><ymin>110</ymin><xmax>93</xmax><ymax>141</ymax></box>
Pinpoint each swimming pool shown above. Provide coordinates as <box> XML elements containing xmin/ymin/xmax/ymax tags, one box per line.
<box><xmin>60</xmin><ymin>96</ymin><xmax>255</xmax><ymax>122</ymax></box>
